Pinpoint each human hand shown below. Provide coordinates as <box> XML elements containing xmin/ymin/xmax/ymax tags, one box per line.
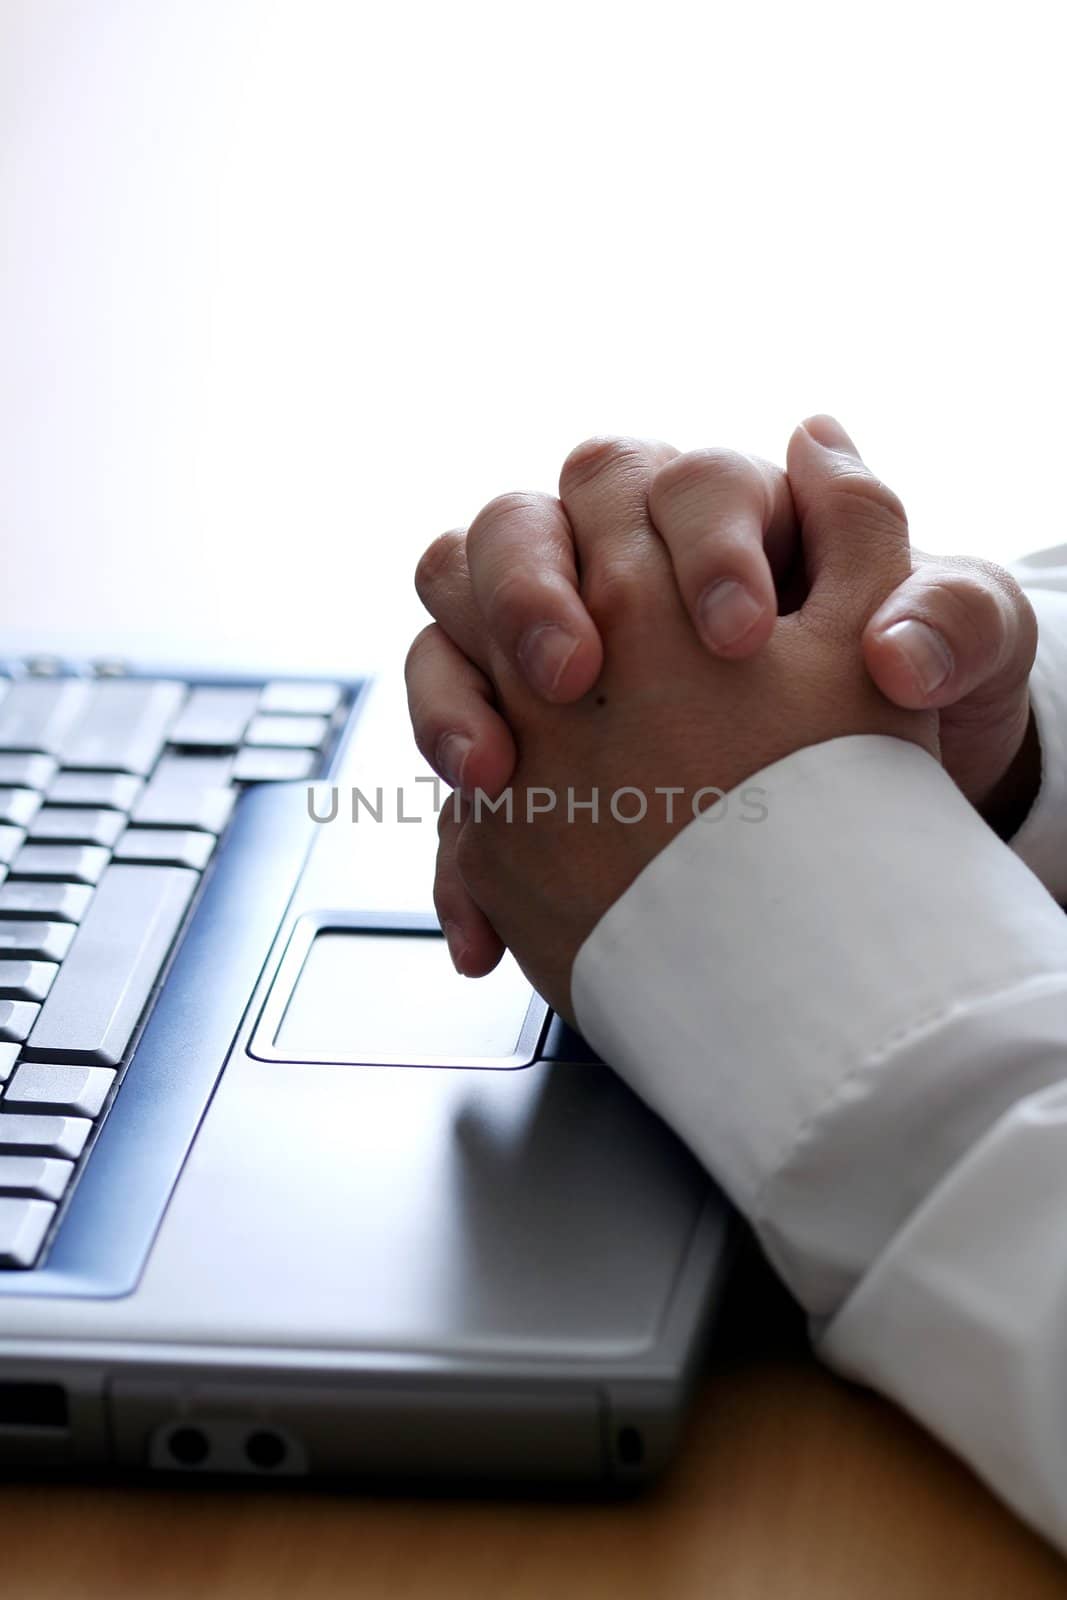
<box><xmin>408</xmin><ymin>416</ymin><xmax>1037</xmax><ymax>837</ymax></box>
<box><xmin>408</xmin><ymin>425</ymin><xmax>938</xmax><ymax>1014</ymax></box>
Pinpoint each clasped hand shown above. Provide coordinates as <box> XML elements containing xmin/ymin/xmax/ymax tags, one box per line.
<box><xmin>407</xmin><ymin>417</ymin><xmax>1036</xmax><ymax>1020</ymax></box>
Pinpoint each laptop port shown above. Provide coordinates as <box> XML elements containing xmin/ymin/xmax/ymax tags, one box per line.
<box><xmin>0</xmin><ymin>1382</ymin><xmax>69</xmax><ymax>1429</ymax></box>
<box><xmin>166</xmin><ymin>1425</ymin><xmax>211</xmax><ymax>1467</ymax></box>
<box><xmin>615</xmin><ymin>1425</ymin><xmax>645</xmax><ymax>1467</ymax></box>
<box><xmin>244</xmin><ymin>1429</ymin><xmax>288</xmax><ymax>1471</ymax></box>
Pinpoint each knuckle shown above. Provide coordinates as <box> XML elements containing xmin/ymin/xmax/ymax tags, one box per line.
<box><xmin>467</xmin><ymin>490</ymin><xmax>546</xmax><ymax>550</ymax></box>
<box><xmin>559</xmin><ymin>435</ymin><xmax>647</xmax><ymax>496</ymax></box>
<box><xmin>465</xmin><ymin>494</ymin><xmax>566</xmax><ymax>641</ymax></box>
<box><xmin>818</xmin><ymin>471</ymin><xmax>909</xmax><ymax>540</ymax></box>
<box><xmin>650</xmin><ymin>446</ymin><xmax>759</xmax><ymax>516</ymax></box>
<box><xmin>580</xmin><ymin>555</ymin><xmax>652</xmax><ymax>630</ymax></box>
<box><xmin>933</xmin><ymin>567</ymin><xmax>1037</xmax><ymax>669</ymax></box>
<box><xmin>481</xmin><ymin>569</ymin><xmax>544</xmax><ymax>642</ymax></box>
<box><xmin>414</xmin><ymin>529</ymin><xmax>465</xmax><ymax>604</ymax></box>
<box><xmin>949</xmin><ymin>556</ymin><xmax>1036</xmax><ymax>631</ymax></box>
<box><xmin>940</xmin><ymin>573</ymin><xmax>1005</xmax><ymax>640</ymax></box>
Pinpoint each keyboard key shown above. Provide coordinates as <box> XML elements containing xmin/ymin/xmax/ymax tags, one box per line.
<box><xmin>0</xmin><ymin>921</ymin><xmax>76</xmax><ymax>962</ymax></box>
<box><xmin>0</xmin><ymin>680</ymin><xmax>91</xmax><ymax>755</ymax></box>
<box><xmin>259</xmin><ymin>681</ymin><xmax>343</xmax><ymax>716</ymax></box>
<box><xmin>131</xmin><ymin>784</ymin><xmax>235</xmax><ymax>833</ymax></box>
<box><xmin>0</xmin><ymin>825</ymin><xmax>25</xmax><ymax>865</ymax></box>
<box><xmin>0</xmin><ymin>789</ymin><xmax>42</xmax><ymax>829</ymax></box>
<box><xmin>0</xmin><ymin>962</ymin><xmax>58</xmax><ymax>1002</ymax></box>
<box><xmin>60</xmin><ymin>681</ymin><xmax>186</xmax><ymax>774</ymax></box>
<box><xmin>0</xmin><ymin>881</ymin><xmax>94</xmax><ymax>922</ymax></box>
<box><xmin>26</xmin><ymin>864</ymin><xmax>197</xmax><ymax>1066</ymax></box>
<box><xmin>9</xmin><ymin>844</ymin><xmax>110</xmax><ymax>884</ymax></box>
<box><xmin>48</xmin><ymin>772</ymin><xmax>142</xmax><ymax>810</ymax></box>
<box><xmin>22</xmin><ymin>656</ymin><xmax>69</xmax><ymax>677</ymax></box>
<box><xmin>0</xmin><ymin>1115</ymin><xmax>91</xmax><ymax>1159</ymax></box>
<box><xmin>0</xmin><ymin>1197</ymin><xmax>54</xmax><ymax>1267</ymax></box>
<box><xmin>0</xmin><ymin>1000</ymin><xmax>39</xmax><ymax>1042</ymax></box>
<box><xmin>168</xmin><ymin>687</ymin><xmax>259</xmax><ymax>747</ymax></box>
<box><xmin>0</xmin><ymin>665</ymin><xmax>350</xmax><ymax>1264</ymax></box>
<box><xmin>29</xmin><ymin>807</ymin><xmax>126</xmax><ymax>847</ymax></box>
<box><xmin>234</xmin><ymin>747</ymin><xmax>318</xmax><ymax>782</ymax></box>
<box><xmin>0</xmin><ymin>754</ymin><xmax>57</xmax><ymax>789</ymax></box>
<box><xmin>4</xmin><ymin>1062</ymin><xmax>116</xmax><ymax>1118</ymax></box>
<box><xmin>0</xmin><ymin>1156</ymin><xmax>74</xmax><ymax>1201</ymax></box>
<box><xmin>244</xmin><ymin>714</ymin><xmax>329</xmax><ymax>750</ymax></box>
<box><xmin>153</xmin><ymin>752</ymin><xmax>234</xmax><ymax>787</ymax></box>
<box><xmin>114</xmin><ymin>829</ymin><xmax>215</xmax><ymax>869</ymax></box>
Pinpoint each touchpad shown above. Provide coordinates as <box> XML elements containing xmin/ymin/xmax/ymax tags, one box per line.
<box><xmin>251</xmin><ymin>916</ymin><xmax>547</xmax><ymax>1068</ymax></box>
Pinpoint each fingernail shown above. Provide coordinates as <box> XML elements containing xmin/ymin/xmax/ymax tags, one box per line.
<box><xmin>697</xmin><ymin>579</ymin><xmax>764</xmax><ymax>650</ymax></box>
<box><xmin>882</xmin><ymin>618</ymin><xmax>954</xmax><ymax>695</ymax></box>
<box><xmin>435</xmin><ymin>732</ymin><xmax>472</xmax><ymax>791</ymax></box>
<box><xmin>517</xmin><ymin>623</ymin><xmax>580</xmax><ymax>698</ymax></box>
<box><xmin>803</xmin><ymin>414</ymin><xmax>860</xmax><ymax>455</ymax></box>
<box><xmin>442</xmin><ymin>919</ymin><xmax>471</xmax><ymax>974</ymax></box>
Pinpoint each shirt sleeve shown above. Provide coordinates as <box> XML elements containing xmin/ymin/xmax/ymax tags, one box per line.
<box><xmin>1011</xmin><ymin>546</ymin><xmax>1067</xmax><ymax>902</ymax></box>
<box><xmin>571</xmin><ymin>733</ymin><xmax>1067</xmax><ymax>1549</ymax></box>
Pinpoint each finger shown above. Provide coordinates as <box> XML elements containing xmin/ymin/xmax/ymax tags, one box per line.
<box><xmin>863</xmin><ymin>557</ymin><xmax>1039</xmax><ymax>709</ymax></box>
<box><xmin>465</xmin><ymin>491</ymin><xmax>603</xmax><ymax>702</ymax></box>
<box><xmin>786</xmin><ymin>415</ymin><xmax>912</xmax><ymax>621</ymax></box>
<box><xmin>647</xmin><ymin>449</ymin><xmax>797</xmax><ymax>657</ymax></box>
<box><xmin>405</xmin><ymin>623</ymin><xmax>516</xmax><ymax>796</ymax></box>
<box><xmin>434</xmin><ymin>797</ymin><xmax>505</xmax><ymax>977</ymax></box>
<box><xmin>557</xmin><ymin>436</ymin><xmax>681</xmax><ymax>627</ymax></box>
<box><xmin>414</xmin><ymin>529</ymin><xmax>491</xmax><ymax>671</ymax></box>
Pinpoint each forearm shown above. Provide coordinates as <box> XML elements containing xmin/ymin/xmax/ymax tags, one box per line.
<box><xmin>820</xmin><ymin>1074</ymin><xmax>1067</xmax><ymax>1546</ymax></box>
<box><xmin>572</xmin><ymin>734</ymin><xmax>1067</xmax><ymax>1546</ymax></box>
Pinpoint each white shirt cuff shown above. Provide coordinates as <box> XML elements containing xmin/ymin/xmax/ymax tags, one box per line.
<box><xmin>572</xmin><ymin>735</ymin><xmax>1067</xmax><ymax>1316</ymax></box>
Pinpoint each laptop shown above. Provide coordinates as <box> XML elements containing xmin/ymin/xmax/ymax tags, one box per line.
<box><xmin>0</xmin><ymin>639</ymin><xmax>735</xmax><ymax>1487</ymax></box>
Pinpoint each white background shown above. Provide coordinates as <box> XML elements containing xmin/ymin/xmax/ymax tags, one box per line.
<box><xmin>1</xmin><ymin>0</ymin><xmax>1064</xmax><ymax>669</ymax></box>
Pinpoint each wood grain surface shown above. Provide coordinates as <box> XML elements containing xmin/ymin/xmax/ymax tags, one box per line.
<box><xmin>3</xmin><ymin>1263</ymin><xmax>1064</xmax><ymax>1600</ymax></box>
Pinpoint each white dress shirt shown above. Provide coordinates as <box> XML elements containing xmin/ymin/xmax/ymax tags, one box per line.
<box><xmin>572</xmin><ymin>546</ymin><xmax>1067</xmax><ymax>1551</ymax></box>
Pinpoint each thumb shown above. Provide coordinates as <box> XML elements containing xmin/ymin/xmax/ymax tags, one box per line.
<box><xmin>862</xmin><ymin>557</ymin><xmax>1038</xmax><ymax>710</ymax></box>
<box><xmin>786</xmin><ymin>415</ymin><xmax>912</xmax><ymax>618</ymax></box>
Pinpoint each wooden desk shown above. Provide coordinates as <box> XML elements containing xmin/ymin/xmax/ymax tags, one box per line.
<box><xmin>4</xmin><ymin>1270</ymin><xmax>1065</xmax><ymax>1600</ymax></box>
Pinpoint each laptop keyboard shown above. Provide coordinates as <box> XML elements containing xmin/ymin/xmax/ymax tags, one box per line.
<box><xmin>0</xmin><ymin>662</ymin><xmax>353</xmax><ymax>1269</ymax></box>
